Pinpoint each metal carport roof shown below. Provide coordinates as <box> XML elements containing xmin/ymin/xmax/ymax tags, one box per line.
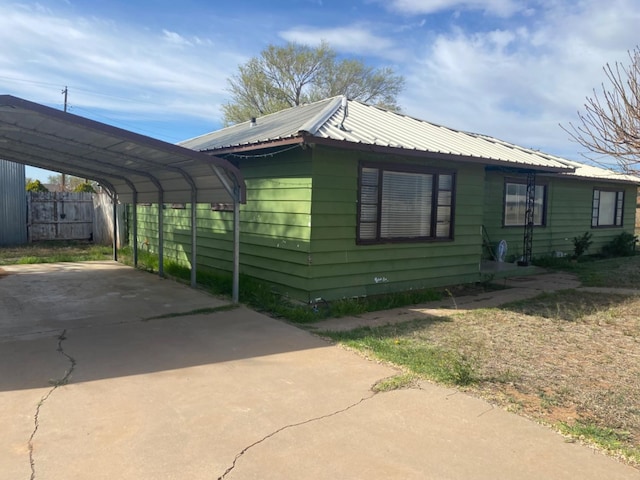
<box><xmin>0</xmin><ymin>94</ymin><xmax>246</xmax><ymax>302</ymax></box>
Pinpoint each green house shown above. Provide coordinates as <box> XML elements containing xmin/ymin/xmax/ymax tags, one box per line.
<box><xmin>133</xmin><ymin>97</ymin><xmax>639</xmax><ymax>302</ymax></box>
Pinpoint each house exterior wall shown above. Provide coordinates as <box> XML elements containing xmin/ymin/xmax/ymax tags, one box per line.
<box><xmin>0</xmin><ymin>159</ymin><xmax>27</xmax><ymax>246</ymax></box>
<box><xmin>132</xmin><ymin>148</ymin><xmax>315</xmax><ymax>300</ymax></box>
<box><xmin>483</xmin><ymin>170</ymin><xmax>637</xmax><ymax>260</ymax></box>
<box><xmin>305</xmin><ymin>146</ymin><xmax>485</xmax><ymax>301</ymax></box>
<box><xmin>131</xmin><ymin>146</ymin><xmax>487</xmax><ymax>302</ymax></box>
<box><xmin>131</xmin><ymin>147</ymin><xmax>636</xmax><ymax>304</ymax></box>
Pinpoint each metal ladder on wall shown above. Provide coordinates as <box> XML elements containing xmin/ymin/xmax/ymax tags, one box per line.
<box><xmin>519</xmin><ymin>171</ymin><xmax>535</xmax><ymax>266</ymax></box>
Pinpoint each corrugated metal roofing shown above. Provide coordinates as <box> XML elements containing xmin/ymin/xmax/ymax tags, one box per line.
<box><xmin>0</xmin><ymin>95</ymin><xmax>246</xmax><ymax>204</ymax></box>
<box><xmin>182</xmin><ymin>96</ymin><xmax>640</xmax><ymax>183</ymax></box>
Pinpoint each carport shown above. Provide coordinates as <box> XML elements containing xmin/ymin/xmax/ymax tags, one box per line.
<box><xmin>0</xmin><ymin>95</ymin><xmax>246</xmax><ymax>302</ymax></box>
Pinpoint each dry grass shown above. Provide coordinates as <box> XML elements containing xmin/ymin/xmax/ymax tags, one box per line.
<box><xmin>404</xmin><ymin>290</ymin><xmax>640</xmax><ymax>464</ymax></box>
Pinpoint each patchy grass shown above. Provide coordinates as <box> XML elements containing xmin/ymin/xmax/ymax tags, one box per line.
<box><xmin>324</xmin><ymin>318</ymin><xmax>480</xmax><ymax>386</ymax></box>
<box><xmin>373</xmin><ymin>373</ymin><xmax>419</xmax><ymax>392</ymax></box>
<box><xmin>534</xmin><ymin>254</ymin><xmax>640</xmax><ymax>288</ymax></box>
<box><xmin>0</xmin><ymin>241</ymin><xmax>112</xmax><ymax>265</ymax></box>
<box><xmin>325</xmin><ymin>288</ymin><xmax>640</xmax><ymax>466</ymax></box>
<box><xmin>558</xmin><ymin>422</ymin><xmax>640</xmax><ymax>465</ymax></box>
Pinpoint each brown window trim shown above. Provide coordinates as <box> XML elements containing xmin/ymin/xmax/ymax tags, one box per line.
<box><xmin>356</xmin><ymin>161</ymin><xmax>457</xmax><ymax>245</ymax></box>
<box><xmin>591</xmin><ymin>187</ymin><xmax>624</xmax><ymax>228</ymax></box>
<box><xmin>502</xmin><ymin>178</ymin><xmax>548</xmax><ymax>228</ymax></box>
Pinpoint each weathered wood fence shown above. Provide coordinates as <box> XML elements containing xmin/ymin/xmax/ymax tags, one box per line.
<box><xmin>27</xmin><ymin>192</ymin><xmax>125</xmax><ymax>246</ymax></box>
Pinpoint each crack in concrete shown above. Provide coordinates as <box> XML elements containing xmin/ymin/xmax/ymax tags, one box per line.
<box><xmin>217</xmin><ymin>391</ymin><xmax>378</xmax><ymax>479</ymax></box>
<box><xmin>28</xmin><ymin>329</ymin><xmax>76</xmax><ymax>480</ymax></box>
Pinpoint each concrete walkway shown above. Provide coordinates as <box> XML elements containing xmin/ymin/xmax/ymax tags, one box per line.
<box><xmin>310</xmin><ymin>271</ymin><xmax>640</xmax><ymax>332</ymax></box>
<box><xmin>1</xmin><ymin>263</ymin><xmax>639</xmax><ymax>479</ymax></box>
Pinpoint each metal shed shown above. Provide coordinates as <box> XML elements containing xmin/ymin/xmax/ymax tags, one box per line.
<box><xmin>0</xmin><ymin>95</ymin><xmax>246</xmax><ymax>302</ymax></box>
<box><xmin>0</xmin><ymin>159</ymin><xmax>27</xmax><ymax>246</ymax></box>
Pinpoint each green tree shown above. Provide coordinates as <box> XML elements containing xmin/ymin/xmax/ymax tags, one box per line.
<box><xmin>47</xmin><ymin>174</ymin><xmax>97</xmax><ymax>192</ymax></box>
<box><xmin>26</xmin><ymin>179</ymin><xmax>49</xmax><ymax>192</ymax></box>
<box><xmin>73</xmin><ymin>182</ymin><xmax>96</xmax><ymax>193</ymax></box>
<box><xmin>222</xmin><ymin>41</ymin><xmax>404</xmax><ymax>125</ymax></box>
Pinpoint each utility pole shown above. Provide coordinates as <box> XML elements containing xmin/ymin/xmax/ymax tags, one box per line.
<box><xmin>61</xmin><ymin>86</ymin><xmax>68</xmax><ymax>192</ymax></box>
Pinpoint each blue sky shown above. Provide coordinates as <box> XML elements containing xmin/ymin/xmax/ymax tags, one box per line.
<box><xmin>2</xmin><ymin>0</ymin><xmax>639</xmax><ymax>181</ymax></box>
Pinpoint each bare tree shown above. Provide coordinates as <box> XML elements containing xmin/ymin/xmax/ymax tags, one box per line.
<box><xmin>564</xmin><ymin>46</ymin><xmax>640</xmax><ymax>174</ymax></box>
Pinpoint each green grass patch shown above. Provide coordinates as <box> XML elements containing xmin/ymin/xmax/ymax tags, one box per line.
<box><xmin>558</xmin><ymin>421</ymin><xmax>640</xmax><ymax>464</ymax></box>
<box><xmin>373</xmin><ymin>373</ymin><xmax>418</xmax><ymax>392</ymax></box>
<box><xmin>324</xmin><ymin>320</ymin><xmax>478</xmax><ymax>386</ymax></box>
<box><xmin>0</xmin><ymin>241</ymin><xmax>112</xmax><ymax>265</ymax></box>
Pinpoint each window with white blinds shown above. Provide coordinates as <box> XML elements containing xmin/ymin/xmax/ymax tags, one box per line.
<box><xmin>358</xmin><ymin>164</ymin><xmax>455</xmax><ymax>243</ymax></box>
<box><xmin>592</xmin><ymin>189</ymin><xmax>624</xmax><ymax>227</ymax></box>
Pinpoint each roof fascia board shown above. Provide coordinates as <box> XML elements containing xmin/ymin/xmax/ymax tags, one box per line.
<box><xmin>201</xmin><ymin>136</ymin><xmax>305</xmax><ymax>155</ymax></box>
<box><xmin>301</xmin><ymin>135</ymin><xmax>575</xmax><ymax>173</ymax></box>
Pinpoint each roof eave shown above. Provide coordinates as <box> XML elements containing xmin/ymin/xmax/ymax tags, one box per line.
<box><xmin>301</xmin><ymin>135</ymin><xmax>575</xmax><ymax>173</ymax></box>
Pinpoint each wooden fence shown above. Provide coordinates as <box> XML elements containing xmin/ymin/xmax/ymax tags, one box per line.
<box><xmin>27</xmin><ymin>192</ymin><xmax>124</xmax><ymax>246</ymax></box>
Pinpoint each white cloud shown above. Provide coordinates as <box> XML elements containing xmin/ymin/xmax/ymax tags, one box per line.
<box><xmin>397</xmin><ymin>0</ymin><xmax>640</xmax><ymax>162</ymax></box>
<box><xmin>279</xmin><ymin>24</ymin><xmax>403</xmax><ymax>60</ymax></box>
<box><xmin>0</xmin><ymin>4</ymin><xmax>243</xmax><ymax>128</ymax></box>
<box><xmin>382</xmin><ymin>0</ymin><xmax>524</xmax><ymax>17</ymax></box>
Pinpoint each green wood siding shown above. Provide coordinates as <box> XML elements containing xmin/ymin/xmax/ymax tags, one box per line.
<box><xmin>131</xmin><ymin>145</ymin><xmax>637</xmax><ymax>304</ymax></box>
<box><xmin>306</xmin><ymin>146</ymin><xmax>485</xmax><ymax>301</ymax></box>
<box><xmin>483</xmin><ymin>171</ymin><xmax>637</xmax><ymax>260</ymax></box>
<box><xmin>132</xmin><ymin>148</ymin><xmax>314</xmax><ymax>300</ymax></box>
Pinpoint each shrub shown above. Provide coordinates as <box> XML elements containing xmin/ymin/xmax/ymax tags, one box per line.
<box><xmin>572</xmin><ymin>231</ymin><xmax>593</xmax><ymax>259</ymax></box>
<box><xmin>602</xmin><ymin>232</ymin><xmax>638</xmax><ymax>257</ymax></box>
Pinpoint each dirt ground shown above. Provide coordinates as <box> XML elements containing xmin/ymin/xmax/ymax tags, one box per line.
<box><xmin>313</xmin><ymin>274</ymin><xmax>640</xmax><ymax>465</ymax></box>
<box><xmin>430</xmin><ymin>291</ymin><xmax>640</xmax><ymax>442</ymax></box>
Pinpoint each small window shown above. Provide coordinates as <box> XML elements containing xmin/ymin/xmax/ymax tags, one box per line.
<box><xmin>503</xmin><ymin>181</ymin><xmax>546</xmax><ymax>226</ymax></box>
<box><xmin>211</xmin><ymin>203</ymin><xmax>234</xmax><ymax>212</ymax></box>
<box><xmin>592</xmin><ymin>189</ymin><xmax>624</xmax><ymax>227</ymax></box>
<box><xmin>357</xmin><ymin>163</ymin><xmax>455</xmax><ymax>243</ymax></box>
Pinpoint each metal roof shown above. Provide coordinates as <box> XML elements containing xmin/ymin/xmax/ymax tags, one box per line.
<box><xmin>182</xmin><ymin>96</ymin><xmax>640</xmax><ymax>183</ymax></box>
<box><xmin>181</xmin><ymin>96</ymin><xmax>574</xmax><ymax>173</ymax></box>
<box><xmin>0</xmin><ymin>95</ymin><xmax>246</xmax><ymax>204</ymax></box>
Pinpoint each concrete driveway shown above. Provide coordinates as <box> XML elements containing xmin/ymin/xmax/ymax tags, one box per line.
<box><xmin>1</xmin><ymin>261</ymin><xmax>638</xmax><ymax>479</ymax></box>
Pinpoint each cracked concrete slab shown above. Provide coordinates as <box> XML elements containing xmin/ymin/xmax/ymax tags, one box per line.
<box><xmin>1</xmin><ymin>263</ymin><xmax>639</xmax><ymax>479</ymax></box>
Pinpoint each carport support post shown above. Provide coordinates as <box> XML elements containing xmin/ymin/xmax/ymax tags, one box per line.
<box><xmin>190</xmin><ymin>191</ymin><xmax>197</xmax><ymax>288</ymax></box>
<box><xmin>132</xmin><ymin>192</ymin><xmax>138</xmax><ymax>267</ymax></box>
<box><xmin>112</xmin><ymin>197</ymin><xmax>118</xmax><ymax>261</ymax></box>
<box><xmin>232</xmin><ymin>186</ymin><xmax>240</xmax><ymax>304</ymax></box>
<box><xmin>158</xmin><ymin>193</ymin><xmax>164</xmax><ymax>278</ymax></box>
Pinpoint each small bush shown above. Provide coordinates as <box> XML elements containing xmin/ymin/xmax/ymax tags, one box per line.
<box><xmin>602</xmin><ymin>232</ymin><xmax>637</xmax><ymax>258</ymax></box>
<box><xmin>572</xmin><ymin>231</ymin><xmax>593</xmax><ymax>259</ymax></box>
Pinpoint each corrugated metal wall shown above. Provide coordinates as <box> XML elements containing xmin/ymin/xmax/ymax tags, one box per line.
<box><xmin>0</xmin><ymin>159</ymin><xmax>27</xmax><ymax>246</ymax></box>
